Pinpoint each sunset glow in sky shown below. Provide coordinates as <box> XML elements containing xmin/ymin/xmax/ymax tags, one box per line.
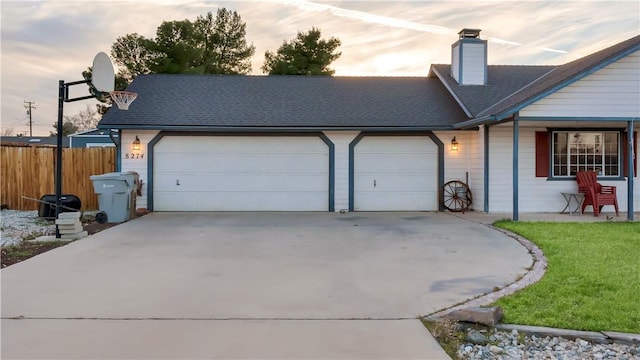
<box><xmin>2</xmin><ymin>0</ymin><xmax>639</xmax><ymax>136</ymax></box>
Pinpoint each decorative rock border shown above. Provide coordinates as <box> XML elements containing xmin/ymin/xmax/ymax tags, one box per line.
<box><xmin>494</xmin><ymin>324</ymin><xmax>639</xmax><ymax>346</ymax></box>
<box><xmin>428</xmin><ymin>224</ymin><xmax>547</xmax><ymax>319</ymax></box>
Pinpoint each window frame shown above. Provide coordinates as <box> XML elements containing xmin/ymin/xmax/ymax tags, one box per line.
<box><xmin>544</xmin><ymin>128</ymin><xmax>628</xmax><ymax>181</ymax></box>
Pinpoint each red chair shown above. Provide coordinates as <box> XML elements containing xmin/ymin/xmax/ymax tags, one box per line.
<box><xmin>575</xmin><ymin>171</ymin><xmax>619</xmax><ymax>217</ymax></box>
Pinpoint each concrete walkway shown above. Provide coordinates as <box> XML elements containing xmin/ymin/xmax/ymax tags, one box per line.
<box><xmin>1</xmin><ymin>212</ymin><xmax>533</xmax><ymax>359</ymax></box>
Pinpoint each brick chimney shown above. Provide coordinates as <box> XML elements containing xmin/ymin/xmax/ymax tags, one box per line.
<box><xmin>451</xmin><ymin>28</ymin><xmax>487</xmax><ymax>85</ymax></box>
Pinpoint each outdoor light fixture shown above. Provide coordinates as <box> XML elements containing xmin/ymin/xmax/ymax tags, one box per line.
<box><xmin>133</xmin><ymin>136</ymin><xmax>141</xmax><ymax>151</ymax></box>
<box><xmin>451</xmin><ymin>136</ymin><xmax>459</xmax><ymax>151</ymax></box>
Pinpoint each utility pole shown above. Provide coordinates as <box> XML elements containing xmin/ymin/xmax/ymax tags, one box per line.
<box><xmin>24</xmin><ymin>101</ymin><xmax>36</xmax><ymax>136</ymax></box>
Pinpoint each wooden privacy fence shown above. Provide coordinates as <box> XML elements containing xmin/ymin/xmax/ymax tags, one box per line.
<box><xmin>1</xmin><ymin>146</ymin><xmax>116</xmax><ymax>211</ymax></box>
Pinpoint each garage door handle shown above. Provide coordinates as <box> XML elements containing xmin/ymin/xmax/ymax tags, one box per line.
<box><xmin>374</xmin><ymin>179</ymin><xmax>376</xmax><ymax>188</ymax></box>
<box><xmin>176</xmin><ymin>179</ymin><xmax>180</xmax><ymax>186</ymax></box>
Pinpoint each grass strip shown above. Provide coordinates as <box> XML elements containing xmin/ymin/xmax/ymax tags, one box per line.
<box><xmin>493</xmin><ymin>221</ymin><xmax>639</xmax><ymax>333</ymax></box>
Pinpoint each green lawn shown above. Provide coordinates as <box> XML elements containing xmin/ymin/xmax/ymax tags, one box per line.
<box><xmin>492</xmin><ymin>221</ymin><xmax>640</xmax><ymax>333</ymax></box>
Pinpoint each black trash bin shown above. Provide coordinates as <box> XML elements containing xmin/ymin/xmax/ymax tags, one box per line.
<box><xmin>38</xmin><ymin>194</ymin><xmax>82</xmax><ymax>219</ymax></box>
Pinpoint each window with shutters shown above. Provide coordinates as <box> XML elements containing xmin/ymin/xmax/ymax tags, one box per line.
<box><xmin>551</xmin><ymin>131</ymin><xmax>619</xmax><ymax>177</ymax></box>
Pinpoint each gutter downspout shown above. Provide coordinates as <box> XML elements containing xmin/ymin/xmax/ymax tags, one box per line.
<box><xmin>628</xmin><ymin>120</ymin><xmax>636</xmax><ymax>221</ymax></box>
<box><xmin>484</xmin><ymin>125</ymin><xmax>490</xmax><ymax>213</ymax></box>
<box><xmin>108</xmin><ymin>129</ymin><xmax>121</xmax><ymax>172</ymax></box>
<box><xmin>453</xmin><ymin>115</ymin><xmax>497</xmax><ymax>130</ymax></box>
<box><xmin>512</xmin><ymin>114</ymin><xmax>520</xmax><ymax>221</ymax></box>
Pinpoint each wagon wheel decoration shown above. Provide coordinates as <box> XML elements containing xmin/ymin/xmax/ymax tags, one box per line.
<box><xmin>442</xmin><ymin>180</ymin><xmax>473</xmax><ymax>213</ymax></box>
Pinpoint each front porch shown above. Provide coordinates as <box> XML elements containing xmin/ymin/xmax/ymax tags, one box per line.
<box><xmin>447</xmin><ymin>210</ymin><xmax>640</xmax><ymax>224</ymax></box>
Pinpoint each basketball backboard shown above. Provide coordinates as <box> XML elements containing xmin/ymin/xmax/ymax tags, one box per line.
<box><xmin>91</xmin><ymin>52</ymin><xmax>115</xmax><ymax>93</ymax></box>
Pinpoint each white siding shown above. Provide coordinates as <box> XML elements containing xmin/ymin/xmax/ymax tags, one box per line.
<box><xmin>520</xmin><ymin>51</ymin><xmax>640</xmax><ymax>118</ymax></box>
<box><xmin>451</xmin><ymin>43</ymin><xmax>460</xmax><ymax>83</ymax></box>
<box><xmin>434</xmin><ymin>130</ymin><xmax>473</xmax><ymax>181</ymax></box>
<box><xmin>469</xmin><ymin>126</ymin><xmax>486</xmax><ymax>211</ymax></box>
<box><xmin>120</xmin><ymin>130</ymin><xmax>159</xmax><ymax>210</ymax></box>
<box><xmin>435</xmin><ymin>130</ymin><xmax>481</xmax><ymax>211</ymax></box>
<box><xmin>460</xmin><ymin>43</ymin><xmax>486</xmax><ymax>85</ymax></box>
<box><xmin>488</xmin><ymin>125</ymin><xmax>639</xmax><ymax>213</ymax></box>
<box><xmin>451</xmin><ymin>42</ymin><xmax>486</xmax><ymax>85</ymax></box>
<box><xmin>118</xmin><ymin>127</ymin><xmax>639</xmax><ymax>214</ymax></box>
<box><xmin>323</xmin><ymin>131</ymin><xmax>360</xmax><ymax>212</ymax></box>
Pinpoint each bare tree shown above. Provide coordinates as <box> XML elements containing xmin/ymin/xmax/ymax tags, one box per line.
<box><xmin>1</xmin><ymin>127</ymin><xmax>16</xmax><ymax>136</ymax></box>
<box><xmin>50</xmin><ymin>121</ymin><xmax>79</xmax><ymax>137</ymax></box>
<box><xmin>51</xmin><ymin>104</ymin><xmax>99</xmax><ymax>136</ymax></box>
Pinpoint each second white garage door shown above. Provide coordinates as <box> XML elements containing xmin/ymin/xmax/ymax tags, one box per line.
<box><xmin>353</xmin><ymin>136</ymin><xmax>438</xmax><ymax>211</ymax></box>
<box><xmin>153</xmin><ymin>136</ymin><xmax>329</xmax><ymax>211</ymax></box>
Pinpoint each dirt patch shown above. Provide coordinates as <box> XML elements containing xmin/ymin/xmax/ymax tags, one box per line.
<box><xmin>1</xmin><ymin>212</ymin><xmax>147</xmax><ymax>268</ymax></box>
<box><xmin>83</xmin><ymin>220</ymin><xmax>119</xmax><ymax>236</ymax></box>
<box><xmin>1</xmin><ymin>241</ymin><xmax>71</xmax><ymax>268</ymax></box>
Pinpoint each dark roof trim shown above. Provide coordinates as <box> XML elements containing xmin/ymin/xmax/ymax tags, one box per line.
<box><xmin>69</xmin><ymin>134</ymin><xmax>119</xmax><ymax>137</ymax></box>
<box><xmin>453</xmin><ymin>116</ymin><xmax>639</xmax><ymax>129</ymax></box>
<box><xmin>475</xmin><ymin>67</ymin><xmax>557</xmax><ymax>118</ymax></box>
<box><xmin>68</xmin><ymin>128</ymin><xmax>114</xmax><ymax>136</ymax></box>
<box><xmin>430</xmin><ymin>66</ymin><xmax>473</xmax><ymax>118</ymax></box>
<box><xmin>452</xmin><ymin>115</ymin><xmax>497</xmax><ymax>129</ymax></box>
<box><xmin>515</xmin><ymin>116</ymin><xmax>639</xmax><ymax>122</ymax></box>
<box><xmin>97</xmin><ymin>125</ymin><xmax>460</xmax><ymax>132</ymax></box>
<box><xmin>492</xmin><ymin>44</ymin><xmax>640</xmax><ymax>120</ymax></box>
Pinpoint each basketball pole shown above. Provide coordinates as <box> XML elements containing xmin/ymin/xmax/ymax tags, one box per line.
<box><xmin>55</xmin><ymin>79</ymin><xmax>94</xmax><ymax>238</ymax></box>
<box><xmin>56</xmin><ymin>81</ymin><xmax>64</xmax><ymax>238</ymax></box>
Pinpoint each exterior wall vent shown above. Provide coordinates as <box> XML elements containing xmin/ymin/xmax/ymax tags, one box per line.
<box><xmin>451</xmin><ymin>28</ymin><xmax>488</xmax><ymax>85</ymax></box>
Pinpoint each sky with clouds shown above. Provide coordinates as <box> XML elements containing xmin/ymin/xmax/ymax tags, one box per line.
<box><xmin>1</xmin><ymin>0</ymin><xmax>639</xmax><ymax>136</ymax></box>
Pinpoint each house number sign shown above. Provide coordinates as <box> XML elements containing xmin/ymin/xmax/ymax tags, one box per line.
<box><xmin>125</xmin><ymin>153</ymin><xmax>145</xmax><ymax>159</ymax></box>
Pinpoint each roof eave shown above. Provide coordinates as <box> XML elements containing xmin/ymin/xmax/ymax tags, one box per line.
<box><xmin>430</xmin><ymin>66</ymin><xmax>474</xmax><ymax>118</ymax></box>
<box><xmin>479</xmin><ymin>42</ymin><xmax>640</xmax><ymax>120</ymax></box>
<box><xmin>98</xmin><ymin>124</ymin><xmax>460</xmax><ymax>132</ymax></box>
<box><xmin>452</xmin><ymin>115</ymin><xmax>498</xmax><ymax>129</ymax></box>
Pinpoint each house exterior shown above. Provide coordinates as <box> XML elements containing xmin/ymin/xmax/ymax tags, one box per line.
<box><xmin>68</xmin><ymin>128</ymin><xmax>117</xmax><ymax>148</ymax></box>
<box><xmin>0</xmin><ymin>136</ymin><xmax>70</xmax><ymax>147</ymax></box>
<box><xmin>98</xmin><ymin>29</ymin><xmax>639</xmax><ymax>220</ymax></box>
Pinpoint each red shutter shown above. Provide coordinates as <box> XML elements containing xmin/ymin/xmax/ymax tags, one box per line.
<box><xmin>535</xmin><ymin>131</ymin><xmax>549</xmax><ymax>177</ymax></box>
<box><xmin>622</xmin><ymin>131</ymin><xmax>637</xmax><ymax>177</ymax></box>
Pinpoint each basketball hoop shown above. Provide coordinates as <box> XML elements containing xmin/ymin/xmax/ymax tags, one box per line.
<box><xmin>110</xmin><ymin>91</ymin><xmax>138</xmax><ymax>110</ymax></box>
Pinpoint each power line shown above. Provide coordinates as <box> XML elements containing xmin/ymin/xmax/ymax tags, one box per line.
<box><xmin>24</xmin><ymin>101</ymin><xmax>36</xmax><ymax>137</ymax></box>
<box><xmin>1</xmin><ymin>119</ymin><xmax>29</xmax><ymax>127</ymax></box>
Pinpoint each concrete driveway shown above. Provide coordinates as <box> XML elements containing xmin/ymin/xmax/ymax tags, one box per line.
<box><xmin>1</xmin><ymin>212</ymin><xmax>532</xmax><ymax>359</ymax></box>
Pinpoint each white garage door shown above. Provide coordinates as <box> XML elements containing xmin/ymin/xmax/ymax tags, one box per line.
<box><xmin>354</xmin><ymin>136</ymin><xmax>438</xmax><ymax>211</ymax></box>
<box><xmin>153</xmin><ymin>136</ymin><xmax>329</xmax><ymax>211</ymax></box>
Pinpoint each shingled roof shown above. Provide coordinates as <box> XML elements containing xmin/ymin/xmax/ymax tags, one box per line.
<box><xmin>432</xmin><ymin>34</ymin><xmax>640</xmax><ymax>127</ymax></box>
<box><xmin>99</xmin><ymin>34</ymin><xmax>639</xmax><ymax>131</ymax></box>
<box><xmin>99</xmin><ymin>75</ymin><xmax>469</xmax><ymax>130</ymax></box>
<box><xmin>476</xmin><ymin>34</ymin><xmax>640</xmax><ymax>120</ymax></box>
<box><xmin>0</xmin><ymin>136</ymin><xmax>69</xmax><ymax>147</ymax></box>
<box><xmin>429</xmin><ymin>64</ymin><xmax>555</xmax><ymax>117</ymax></box>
